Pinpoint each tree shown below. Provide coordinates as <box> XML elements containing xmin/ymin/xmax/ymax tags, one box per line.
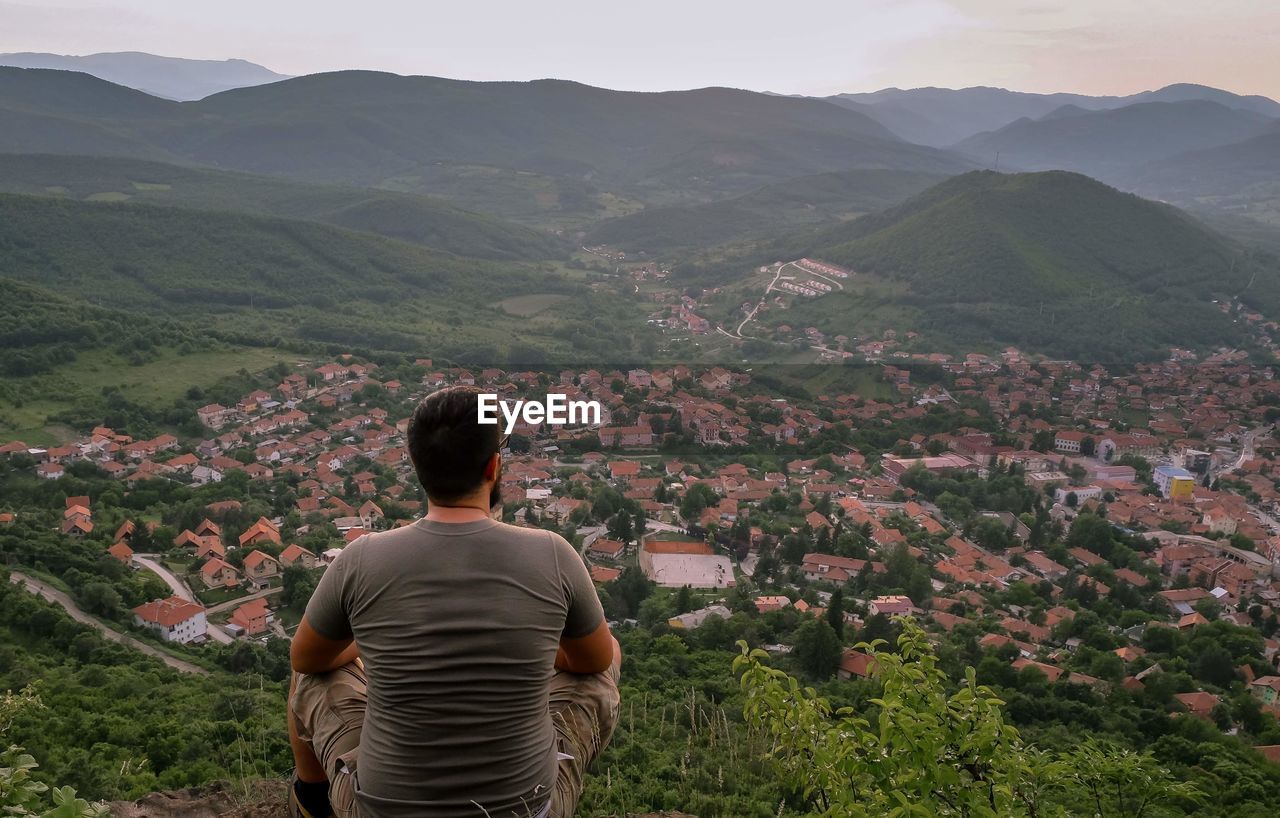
<box><xmin>826</xmin><ymin>587</ymin><xmax>845</xmax><ymax>638</ymax></box>
<box><xmin>679</xmin><ymin>483</ymin><xmax>718</xmax><ymax>523</ymax></box>
<box><xmin>791</xmin><ymin>618</ymin><xmax>842</xmax><ymax>680</ymax></box>
<box><xmin>736</xmin><ymin>619</ymin><xmax>1201</xmax><ymax>817</ymax></box>
<box><xmin>0</xmin><ymin>687</ymin><xmax>110</xmax><ymax>817</ymax></box>
<box><xmin>281</xmin><ymin>565</ymin><xmax>319</xmax><ymax>609</ymax></box>
<box><xmin>674</xmin><ymin>585</ymin><xmax>694</xmax><ymax>615</ymax></box>
<box><xmin>606</xmin><ymin>510</ymin><xmax>634</xmax><ymax>544</ymax></box>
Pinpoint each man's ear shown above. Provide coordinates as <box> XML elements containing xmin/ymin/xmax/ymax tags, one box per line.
<box><xmin>482</xmin><ymin>452</ymin><xmax>501</xmax><ymax>482</ymax></box>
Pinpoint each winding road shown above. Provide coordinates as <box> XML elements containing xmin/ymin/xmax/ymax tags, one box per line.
<box><xmin>8</xmin><ymin>571</ymin><xmax>209</xmax><ymax>675</ymax></box>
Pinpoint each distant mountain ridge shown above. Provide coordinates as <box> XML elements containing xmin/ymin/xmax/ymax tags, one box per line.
<box><xmin>826</xmin><ymin>83</ymin><xmax>1280</xmax><ymax>147</ymax></box>
<box><xmin>951</xmin><ymin>100</ymin><xmax>1276</xmax><ymax>181</ymax></box>
<box><xmin>0</xmin><ymin>67</ymin><xmax>970</xmax><ymax>222</ymax></box>
<box><xmin>0</xmin><ymin>51</ymin><xmax>291</xmax><ymax>101</ymax></box>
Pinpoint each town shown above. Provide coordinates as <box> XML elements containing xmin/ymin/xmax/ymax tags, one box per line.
<box><xmin>3</xmin><ymin>346</ymin><xmax>1280</xmax><ymax>770</ymax></box>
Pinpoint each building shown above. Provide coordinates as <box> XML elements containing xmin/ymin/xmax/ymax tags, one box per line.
<box><xmin>1054</xmin><ymin>431</ymin><xmax>1085</xmax><ymax>454</ymax></box>
<box><xmin>881</xmin><ymin>453</ymin><xmax>979</xmax><ymax>484</ymax></box>
<box><xmin>1154</xmin><ymin>465</ymin><xmax>1196</xmax><ymax>500</ymax></box>
<box><xmin>869</xmin><ymin>595</ymin><xmax>915</xmax><ymax>617</ymax></box>
<box><xmin>588</xmin><ymin>535</ymin><xmax>627</xmax><ymax>561</ymax></box>
<box><xmin>279</xmin><ymin>543</ymin><xmax>318</xmax><ymax>569</ymax></box>
<box><xmin>133</xmin><ymin>596</ymin><xmax>207</xmax><ymax>644</ymax></box>
<box><xmin>228</xmin><ymin>597</ymin><xmax>272</xmax><ymax>637</ymax></box>
<box><xmin>242</xmin><ymin>550</ymin><xmax>282</xmax><ymax>590</ymax></box>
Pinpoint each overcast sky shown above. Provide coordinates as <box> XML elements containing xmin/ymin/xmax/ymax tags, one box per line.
<box><xmin>2</xmin><ymin>0</ymin><xmax>1278</xmax><ymax>98</ymax></box>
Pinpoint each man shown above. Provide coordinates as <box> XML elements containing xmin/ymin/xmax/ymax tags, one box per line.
<box><xmin>288</xmin><ymin>385</ymin><xmax>620</xmax><ymax>818</ymax></box>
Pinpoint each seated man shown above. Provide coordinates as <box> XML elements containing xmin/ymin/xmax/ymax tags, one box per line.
<box><xmin>288</xmin><ymin>385</ymin><xmax>620</xmax><ymax>818</ymax></box>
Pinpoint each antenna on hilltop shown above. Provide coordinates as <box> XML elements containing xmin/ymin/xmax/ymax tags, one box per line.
<box><xmin>994</xmin><ymin>151</ymin><xmax>1000</xmax><ymax>172</ymax></box>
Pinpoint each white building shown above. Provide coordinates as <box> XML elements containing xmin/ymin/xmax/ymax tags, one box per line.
<box><xmin>132</xmin><ymin>596</ymin><xmax>207</xmax><ymax>644</ymax></box>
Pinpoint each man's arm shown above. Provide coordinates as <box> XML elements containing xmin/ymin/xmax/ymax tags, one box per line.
<box><xmin>291</xmin><ymin>615</ymin><xmax>359</xmax><ymax>674</ymax></box>
<box><xmin>555</xmin><ymin>619</ymin><xmax>616</xmax><ymax>674</ymax></box>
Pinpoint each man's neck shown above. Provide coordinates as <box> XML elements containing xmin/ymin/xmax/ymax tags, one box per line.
<box><xmin>424</xmin><ymin>497</ymin><xmax>492</xmax><ymax>523</ymax></box>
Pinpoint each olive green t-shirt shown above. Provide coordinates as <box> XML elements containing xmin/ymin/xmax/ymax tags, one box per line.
<box><xmin>304</xmin><ymin>518</ymin><xmax>604</xmax><ymax>818</ymax></box>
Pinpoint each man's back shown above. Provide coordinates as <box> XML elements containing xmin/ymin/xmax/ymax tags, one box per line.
<box><xmin>304</xmin><ymin>517</ymin><xmax>603</xmax><ymax>817</ymax></box>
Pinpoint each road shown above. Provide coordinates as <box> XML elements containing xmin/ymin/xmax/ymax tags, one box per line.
<box><xmin>1217</xmin><ymin>426</ymin><xmax>1266</xmax><ymax>478</ymax></box>
<box><xmin>133</xmin><ymin>554</ymin><xmax>233</xmax><ymax>644</ymax></box>
<box><xmin>133</xmin><ymin>554</ymin><xmax>195</xmax><ymax>601</ymax></box>
<box><xmin>9</xmin><ymin>571</ymin><xmax>209</xmax><ymax>675</ymax></box>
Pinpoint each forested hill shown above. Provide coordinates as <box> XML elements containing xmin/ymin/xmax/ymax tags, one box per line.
<box><xmin>801</xmin><ymin>171</ymin><xmax>1279</xmax><ymax>360</ymax></box>
<box><xmin>0</xmin><ymin>155</ymin><xmax>565</xmax><ymax>261</ymax></box>
<box><xmin>0</xmin><ymin>68</ymin><xmax>969</xmax><ymax>203</ymax></box>
<box><xmin>586</xmin><ymin>168</ymin><xmax>948</xmax><ymax>254</ymax></box>
<box><xmin>0</xmin><ymin>192</ymin><xmax>641</xmax><ymax>362</ymax></box>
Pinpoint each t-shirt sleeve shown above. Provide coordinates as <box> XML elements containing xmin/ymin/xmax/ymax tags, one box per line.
<box><xmin>304</xmin><ymin>540</ymin><xmax>357</xmax><ymax>641</ymax></box>
<box><xmin>554</xmin><ymin>533</ymin><xmax>605</xmax><ymax>639</ymax></box>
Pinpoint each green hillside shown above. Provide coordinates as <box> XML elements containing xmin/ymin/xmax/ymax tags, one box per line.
<box><xmin>586</xmin><ymin>169</ymin><xmax>948</xmax><ymax>254</ymax></box>
<box><xmin>0</xmin><ymin>68</ymin><xmax>969</xmax><ymax>222</ymax></box>
<box><xmin>0</xmin><ymin>155</ymin><xmax>565</xmax><ymax>260</ymax></box>
<box><xmin>0</xmin><ymin>192</ymin><xmax>633</xmax><ymax>361</ymax></box>
<box><xmin>785</xmin><ymin>171</ymin><xmax>1277</xmax><ymax>359</ymax></box>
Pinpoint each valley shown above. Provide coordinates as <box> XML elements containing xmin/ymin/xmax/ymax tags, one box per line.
<box><xmin>3</xmin><ymin>54</ymin><xmax>1280</xmax><ymax>818</ymax></box>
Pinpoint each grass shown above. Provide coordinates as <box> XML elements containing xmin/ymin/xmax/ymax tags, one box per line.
<box><xmin>195</xmin><ymin>585</ymin><xmax>247</xmax><ymax>607</ymax></box>
<box><xmin>0</xmin><ymin>345</ymin><xmax>295</xmax><ymax>444</ymax></box>
<box><xmin>498</xmin><ymin>293</ymin><xmax>570</xmax><ymax>317</ymax></box>
<box><xmin>84</xmin><ymin>191</ymin><xmax>130</xmax><ymax>202</ymax></box>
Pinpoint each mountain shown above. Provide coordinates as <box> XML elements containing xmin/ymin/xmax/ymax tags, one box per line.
<box><xmin>585</xmin><ymin>169</ymin><xmax>948</xmax><ymax>254</ymax></box>
<box><xmin>1125</xmin><ymin>126</ymin><xmax>1280</xmax><ymax>200</ymax></box>
<box><xmin>827</xmin><ymin>83</ymin><xmax>1280</xmax><ymax>147</ymax></box>
<box><xmin>951</xmin><ymin>101</ymin><xmax>1276</xmax><ymax>181</ymax></box>
<box><xmin>0</xmin><ymin>68</ymin><xmax>970</xmax><ymax>221</ymax></box>
<box><xmin>780</xmin><ymin>171</ymin><xmax>1277</xmax><ymax>360</ymax></box>
<box><xmin>0</xmin><ymin>155</ymin><xmax>565</xmax><ymax>261</ymax></box>
<box><xmin>0</xmin><ymin>51</ymin><xmax>290</xmax><ymax>100</ymax></box>
<box><xmin>0</xmin><ymin>191</ymin><xmax>597</xmax><ymax>358</ymax></box>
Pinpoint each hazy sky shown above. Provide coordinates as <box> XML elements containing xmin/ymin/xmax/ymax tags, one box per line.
<box><xmin>3</xmin><ymin>0</ymin><xmax>1279</xmax><ymax>98</ymax></box>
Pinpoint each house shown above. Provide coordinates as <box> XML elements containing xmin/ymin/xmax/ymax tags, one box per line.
<box><xmin>242</xmin><ymin>550</ymin><xmax>281</xmax><ymax>590</ymax></box>
<box><xmin>1023</xmin><ymin>551</ymin><xmax>1068</xmax><ymax>581</ymax></box>
<box><xmin>588</xmin><ymin>538</ymin><xmax>627</xmax><ymax>561</ymax></box>
<box><xmin>201</xmin><ymin>558</ymin><xmax>240</xmax><ymax>589</ymax></box>
<box><xmin>61</xmin><ymin>516</ymin><xmax>93</xmax><ymax>537</ymax></box>
<box><xmin>238</xmin><ymin>517</ymin><xmax>282</xmax><ymax>548</ymax></box>
<box><xmin>802</xmin><ymin>553</ymin><xmax>884</xmax><ymax>584</ymax></box>
<box><xmin>228</xmin><ymin>597</ymin><xmax>272</xmax><ymax>637</ymax></box>
<box><xmin>132</xmin><ymin>596</ymin><xmax>207</xmax><ymax>644</ymax></box>
<box><xmin>838</xmin><ymin>650</ymin><xmax>879</xmax><ymax>680</ymax></box>
<box><xmin>1174</xmin><ymin>691</ymin><xmax>1220</xmax><ymax>720</ymax></box>
<box><xmin>279</xmin><ymin>543</ymin><xmax>318</xmax><ymax>569</ymax></box>
<box><xmin>589</xmin><ymin>565</ymin><xmax>623</xmax><ymax>584</ymax></box>
<box><xmin>869</xmin><ymin>595</ymin><xmax>915</xmax><ymax>617</ymax></box>
<box><xmin>1249</xmin><ymin>676</ymin><xmax>1280</xmax><ymax>707</ymax></box>
<box><xmin>754</xmin><ymin>595</ymin><xmax>791</xmax><ymax>614</ymax></box>
<box><xmin>107</xmin><ymin>542</ymin><xmax>134</xmax><ymax>564</ymax></box>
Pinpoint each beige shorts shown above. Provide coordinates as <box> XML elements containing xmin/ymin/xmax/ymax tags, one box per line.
<box><xmin>290</xmin><ymin>657</ymin><xmax>621</xmax><ymax>818</ymax></box>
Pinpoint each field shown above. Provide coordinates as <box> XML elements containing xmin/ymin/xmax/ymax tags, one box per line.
<box><xmin>498</xmin><ymin>293</ymin><xmax>570</xmax><ymax>317</ymax></box>
<box><xmin>0</xmin><ymin>346</ymin><xmax>295</xmax><ymax>444</ymax></box>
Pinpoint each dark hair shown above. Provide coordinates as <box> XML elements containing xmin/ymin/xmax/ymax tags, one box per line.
<box><xmin>407</xmin><ymin>386</ymin><xmax>500</xmax><ymax>502</ymax></box>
